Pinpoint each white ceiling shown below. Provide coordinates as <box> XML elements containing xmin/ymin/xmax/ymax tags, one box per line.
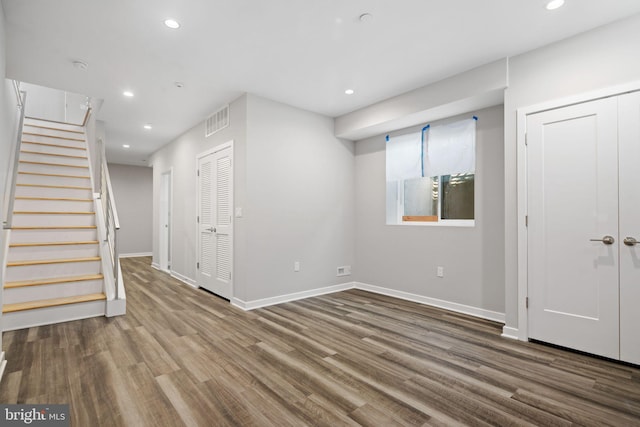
<box><xmin>3</xmin><ymin>0</ymin><xmax>640</xmax><ymax>165</ymax></box>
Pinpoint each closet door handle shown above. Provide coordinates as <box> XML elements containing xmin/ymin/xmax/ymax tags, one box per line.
<box><xmin>590</xmin><ymin>235</ymin><xmax>615</xmax><ymax>245</ymax></box>
<box><xmin>623</xmin><ymin>237</ymin><xmax>638</xmax><ymax>246</ymax></box>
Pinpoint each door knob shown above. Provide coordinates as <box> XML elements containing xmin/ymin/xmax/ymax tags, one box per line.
<box><xmin>590</xmin><ymin>235</ymin><xmax>615</xmax><ymax>245</ymax></box>
<box><xmin>206</xmin><ymin>227</ymin><xmax>216</xmax><ymax>233</ymax></box>
<box><xmin>623</xmin><ymin>237</ymin><xmax>638</xmax><ymax>246</ymax></box>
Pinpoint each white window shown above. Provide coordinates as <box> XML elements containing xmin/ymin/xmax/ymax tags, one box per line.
<box><xmin>386</xmin><ymin>117</ymin><xmax>476</xmax><ymax>226</ymax></box>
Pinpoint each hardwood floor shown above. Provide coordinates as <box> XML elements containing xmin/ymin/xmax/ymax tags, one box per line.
<box><xmin>2</xmin><ymin>256</ymin><xmax>640</xmax><ymax>426</ymax></box>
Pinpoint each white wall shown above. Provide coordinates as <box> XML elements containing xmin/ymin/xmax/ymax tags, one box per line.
<box><xmin>108</xmin><ymin>163</ymin><xmax>153</xmax><ymax>256</ymax></box>
<box><xmin>21</xmin><ymin>82</ymin><xmax>65</xmax><ymax>122</ymax></box>
<box><xmin>0</xmin><ymin>0</ymin><xmax>19</xmax><ymax>360</ymax></box>
<box><xmin>149</xmin><ymin>93</ymin><xmax>355</xmax><ymax>304</ymax></box>
<box><xmin>503</xmin><ymin>13</ymin><xmax>640</xmax><ymax>330</ymax></box>
<box><xmin>354</xmin><ymin>105</ymin><xmax>504</xmax><ymax>317</ymax></box>
<box><xmin>243</xmin><ymin>94</ymin><xmax>355</xmax><ymax>302</ymax></box>
<box><xmin>149</xmin><ymin>94</ymin><xmax>248</xmax><ymax>289</ymax></box>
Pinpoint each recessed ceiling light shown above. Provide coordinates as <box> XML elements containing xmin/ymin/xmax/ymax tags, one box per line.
<box><xmin>122</xmin><ymin>144</ymin><xmax>130</xmax><ymax>149</ymax></box>
<box><xmin>123</xmin><ymin>91</ymin><xmax>134</xmax><ymax>97</ymax></box>
<box><xmin>345</xmin><ymin>89</ymin><xmax>355</xmax><ymax>95</ymax></box>
<box><xmin>546</xmin><ymin>0</ymin><xmax>565</xmax><ymax>10</ymax></box>
<box><xmin>174</xmin><ymin>81</ymin><xmax>184</xmax><ymax>88</ymax></box>
<box><xmin>144</xmin><ymin>124</ymin><xmax>152</xmax><ymax>130</ymax></box>
<box><xmin>164</xmin><ymin>19</ymin><xmax>180</xmax><ymax>29</ymax></box>
<box><xmin>72</xmin><ymin>60</ymin><xmax>88</xmax><ymax>71</ymax></box>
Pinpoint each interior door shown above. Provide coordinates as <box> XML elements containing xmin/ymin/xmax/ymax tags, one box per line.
<box><xmin>527</xmin><ymin>97</ymin><xmax>620</xmax><ymax>359</ymax></box>
<box><xmin>619</xmin><ymin>92</ymin><xmax>640</xmax><ymax>365</ymax></box>
<box><xmin>197</xmin><ymin>146</ymin><xmax>233</xmax><ymax>299</ymax></box>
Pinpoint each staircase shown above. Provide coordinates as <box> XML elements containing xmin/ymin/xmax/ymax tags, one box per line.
<box><xmin>2</xmin><ymin>118</ymin><xmax>107</xmax><ymax>330</ymax></box>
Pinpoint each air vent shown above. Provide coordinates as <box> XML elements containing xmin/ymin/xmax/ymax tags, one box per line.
<box><xmin>205</xmin><ymin>104</ymin><xmax>229</xmax><ymax>137</ymax></box>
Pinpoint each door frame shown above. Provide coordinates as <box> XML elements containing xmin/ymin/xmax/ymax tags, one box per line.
<box><xmin>195</xmin><ymin>141</ymin><xmax>234</xmax><ymax>298</ymax></box>
<box><xmin>513</xmin><ymin>80</ymin><xmax>640</xmax><ymax>342</ymax></box>
<box><xmin>159</xmin><ymin>168</ymin><xmax>173</xmax><ymax>272</ymax></box>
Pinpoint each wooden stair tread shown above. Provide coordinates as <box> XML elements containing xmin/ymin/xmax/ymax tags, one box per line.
<box><xmin>19</xmin><ymin>172</ymin><xmax>90</xmax><ymax>179</ymax></box>
<box><xmin>14</xmin><ymin>211</ymin><xmax>95</xmax><ymax>215</ymax></box>
<box><xmin>10</xmin><ymin>241</ymin><xmax>99</xmax><ymax>247</ymax></box>
<box><xmin>21</xmin><ymin>150</ymin><xmax>88</xmax><ymax>159</ymax></box>
<box><xmin>24</xmin><ymin>124</ymin><xmax>84</xmax><ymax>134</ymax></box>
<box><xmin>22</xmin><ymin>132</ymin><xmax>85</xmax><ymax>142</ymax></box>
<box><xmin>11</xmin><ymin>225</ymin><xmax>97</xmax><ymax>230</ymax></box>
<box><xmin>22</xmin><ymin>141</ymin><xmax>86</xmax><ymax>150</ymax></box>
<box><xmin>19</xmin><ymin>160</ymin><xmax>88</xmax><ymax>169</ymax></box>
<box><xmin>3</xmin><ymin>293</ymin><xmax>106</xmax><ymax>313</ymax></box>
<box><xmin>7</xmin><ymin>256</ymin><xmax>101</xmax><ymax>267</ymax></box>
<box><xmin>16</xmin><ymin>196</ymin><xmax>93</xmax><ymax>201</ymax></box>
<box><xmin>4</xmin><ymin>274</ymin><xmax>104</xmax><ymax>289</ymax></box>
<box><xmin>17</xmin><ymin>183</ymin><xmax>91</xmax><ymax>190</ymax></box>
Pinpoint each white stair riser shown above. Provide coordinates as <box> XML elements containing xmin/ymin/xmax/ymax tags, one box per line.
<box><xmin>5</xmin><ymin>260</ymin><xmax>101</xmax><ymax>282</ymax></box>
<box><xmin>12</xmin><ymin>214</ymin><xmax>95</xmax><ymax>227</ymax></box>
<box><xmin>9</xmin><ymin>229</ymin><xmax>98</xmax><ymax>243</ymax></box>
<box><xmin>8</xmin><ymin>244</ymin><xmax>99</xmax><ymax>262</ymax></box>
<box><xmin>4</xmin><ymin>280</ymin><xmax>104</xmax><ymax>304</ymax></box>
<box><xmin>17</xmin><ymin>173</ymin><xmax>91</xmax><ymax>188</ymax></box>
<box><xmin>18</xmin><ymin>162</ymin><xmax>90</xmax><ymax>176</ymax></box>
<box><xmin>2</xmin><ymin>300</ymin><xmax>105</xmax><ymax>331</ymax></box>
<box><xmin>14</xmin><ymin>199</ymin><xmax>94</xmax><ymax>212</ymax></box>
<box><xmin>19</xmin><ymin>152</ymin><xmax>88</xmax><ymax>167</ymax></box>
<box><xmin>15</xmin><ymin>186</ymin><xmax>92</xmax><ymax>199</ymax></box>
<box><xmin>22</xmin><ymin>126</ymin><xmax>85</xmax><ymax>139</ymax></box>
<box><xmin>20</xmin><ymin>142</ymin><xmax>87</xmax><ymax>157</ymax></box>
<box><xmin>24</xmin><ymin>119</ymin><xmax>85</xmax><ymax>133</ymax></box>
<box><xmin>20</xmin><ymin>134</ymin><xmax>85</xmax><ymax>148</ymax></box>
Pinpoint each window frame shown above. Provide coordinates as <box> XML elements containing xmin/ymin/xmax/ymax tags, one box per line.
<box><xmin>395</xmin><ymin>177</ymin><xmax>475</xmax><ymax>227</ymax></box>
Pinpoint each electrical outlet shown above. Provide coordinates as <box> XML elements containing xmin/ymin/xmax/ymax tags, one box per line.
<box><xmin>337</xmin><ymin>265</ymin><xmax>352</xmax><ymax>277</ymax></box>
<box><xmin>294</xmin><ymin>261</ymin><xmax>300</xmax><ymax>272</ymax></box>
<box><xmin>437</xmin><ymin>266</ymin><xmax>444</xmax><ymax>278</ymax></box>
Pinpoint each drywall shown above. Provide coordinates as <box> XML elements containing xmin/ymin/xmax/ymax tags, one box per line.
<box><xmin>335</xmin><ymin>59</ymin><xmax>507</xmax><ymax>141</ymax></box>
<box><xmin>0</xmin><ymin>0</ymin><xmax>17</xmax><ymax>360</ymax></box>
<box><xmin>108</xmin><ymin>163</ymin><xmax>153</xmax><ymax>256</ymax></box>
<box><xmin>149</xmin><ymin>93</ymin><xmax>355</xmax><ymax>304</ymax></box>
<box><xmin>0</xmin><ymin>3</ymin><xmax>15</xmax><ymax>226</ymax></box>
<box><xmin>20</xmin><ymin>82</ymin><xmax>65</xmax><ymax>122</ymax></box>
<box><xmin>243</xmin><ymin>94</ymin><xmax>355</xmax><ymax>302</ymax></box>
<box><xmin>149</xmin><ymin>94</ymin><xmax>248</xmax><ymax>293</ymax></box>
<box><xmin>354</xmin><ymin>105</ymin><xmax>504</xmax><ymax>316</ymax></box>
<box><xmin>503</xmin><ymin>13</ymin><xmax>640</xmax><ymax>330</ymax></box>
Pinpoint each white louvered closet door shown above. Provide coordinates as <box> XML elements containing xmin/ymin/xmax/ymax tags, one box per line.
<box><xmin>196</xmin><ymin>145</ymin><xmax>233</xmax><ymax>299</ymax></box>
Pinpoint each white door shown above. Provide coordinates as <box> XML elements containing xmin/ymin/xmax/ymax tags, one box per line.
<box><xmin>527</xmin><ymin>97</ymin><xmax>620</xmax><ymax>359</ymax></box>
<box><xmin>196</xmin><ymin>145</ymin><xmax>233</xmax><ymax>299</ymax></box>
<box><xmin>159</xmin><ymin>171</ymin><xmax>171</xmax><ymax>272</ymax></box>
<box><xmin>619</xmin><ymin>92</ymin><xmax>640</xmax><ymax>365</ymax></box>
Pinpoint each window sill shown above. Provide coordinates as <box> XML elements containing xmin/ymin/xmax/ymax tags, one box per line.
<box><xmin>387</xmin><ymin>220</ymin><xmax>475</xmax><ymax>228</ymax></box>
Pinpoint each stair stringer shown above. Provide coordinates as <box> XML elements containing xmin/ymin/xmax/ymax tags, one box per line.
<box><xmin>94</xmin><ymin>196</ymin><xmax>126</xmax><ymax>317</ymax></box>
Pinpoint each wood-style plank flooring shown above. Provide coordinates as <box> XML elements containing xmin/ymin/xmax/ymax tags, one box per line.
<box><xmin>2</xmin><ymin>257</ymin><xmax>640</xmax><ymax>426</ymax></box>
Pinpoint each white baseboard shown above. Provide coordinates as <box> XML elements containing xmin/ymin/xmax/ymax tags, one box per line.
<box><xmin>120</xmin><ymin>252</ymin><xmax>152</xmax><ymax>258</ymax></box>
<box><xmin>501</xmin><ymin>326</ymin><xmax>520</xmax><ymax>340</ymax></box>
<box><xmin>170</xmin><ymin>270</ymin><xmax>198</xmax><ymax>289</ymax></box>
<box><xmin>354</xmin><ymin>282</ymin><xmax>506</xmax><ymax>323</ymax></box>
<box><xmin>151</xmin><ymin>262</ymin><xmax>161</xmax><ymax>271</ymax></box>
<box><xmin>231</xmin><ymin>282</ymin><xmax>355</xmax><ymax>311</ymax></box>
<box><xmin>229</xmin><ymin>281</ymin><xmax>506</xmax><ymax>325</ymax></box>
